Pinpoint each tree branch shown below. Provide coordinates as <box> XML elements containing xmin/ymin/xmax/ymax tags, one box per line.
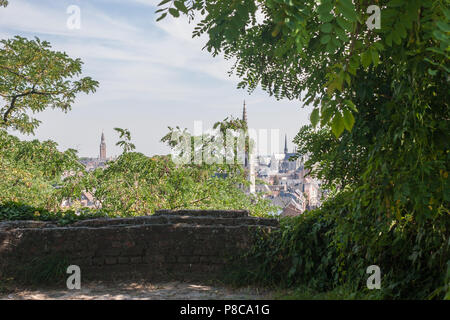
<box><xmin>0</xmin><ymin>65</ymin><xmax>32</xmax><ymax>82</ymax></box>
<box><xmin>2</xmin><ymin>88</ymin><xmax>67</xmax><ymax>123</ymax></box>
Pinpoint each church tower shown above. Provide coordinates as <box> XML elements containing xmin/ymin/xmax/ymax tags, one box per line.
<box><xmin>284</xmin><ymin>134</ymin><xmax>288</xmax><ymax>154</ymax></box>
<box><xmin>99</xmin><ymin>132</ymin><xmax>106</xmax><ymax>160</ymax></box>
<box><xmin>242</xmin><ymin>100</ymin><xmax>248</xmax><ymax>125</ymax></box>
<box><xmin>242</xmin><ymin>100</ymin><xmax>255</xmax><ymax>194</ymax></box>
<box><xmin>242</xmin><ymin>100</ymin><xmax>249</xmax><ymax>168</ymax></box>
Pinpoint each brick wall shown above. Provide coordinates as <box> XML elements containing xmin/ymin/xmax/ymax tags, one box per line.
<box><xmin>0</xmin><ymin>210</ymin><xmax>278</xmax><ymax>281</ymax></box>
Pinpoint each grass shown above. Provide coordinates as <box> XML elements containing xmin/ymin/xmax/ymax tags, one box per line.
<box><xmin>272</xmin><ymin>285</ymin><xmax>385</xmax><ymax>300</ymax></box>
<box><xmin>0</xmin><ymin>277</ymin><xmax>16</xmax><ymax>294</ymax></box>
<box><xmin>13</xmin><ymin>255</ymin><xmax>69</xmax><ymax>286</ymax></box>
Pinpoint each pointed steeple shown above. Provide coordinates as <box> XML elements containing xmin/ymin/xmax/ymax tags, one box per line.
<box><xmin>242</xmin><ymin>100</ymin><xmax>249</xmax><ymax>169</ymax></box>
<box><xmin>284</xmin><ymin>134</ymin><xmax>288</xmax><ymax>154</ymax></box>
<box><xmin>242</xmin><ymin>100</ymin><xmax>247</xmax><ymax>124</ymax></box>
<box><xmin>99</xmin><ymin>131</ymin><xmax>106</xmax><ymax>160</ymax></box>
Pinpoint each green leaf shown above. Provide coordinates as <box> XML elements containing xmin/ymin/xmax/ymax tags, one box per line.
<box><xmin>331</xmin><ymin>112</ymin><xmax>345</xmax><ymax>138</ymax></box>
<box><xmin>343</xmin><ymin>109</ymin><xmax>355</xmax><ymax>131</ymax></box>
<box><xmin>387</xmin><ymin>0</ymin><xmax>405</xmax><ymax>7</ymax></box>
<box><xmin>444</xmin><ymin>8</ymin><xmax>450</xmax><ymax>20</ymax></box>
<box><xmin>336</xmin><ymin>16</ymin><xmax>352</xmax><ymax>31</ymax></box>
<box><xmin>319</xmin><ymin>12</ymin><xmax>334</xmax><ymax>23</ymax></box>
<box><xmin>361</xmin><ymin>51</ymin><xmax>372</xmax><ymax>68</ymax></box>
<box><xmin>321</xmin><ymin>34</ymin><xmax>331</xmax><ymax>44</ymax></box>
<box><xmin>432</xmin><ymin>30</ymin><xmax>448</xmax><ymax>42</ymax></box>
<box><xmin>371</xmin><ymin>49</ymin><xmax>380</xmax><ymax>66</ymax></box>
<box><xmin>169</xmin><ymin>8</ymin><xmax>180</xmax><ymax>18</ymax></box>
<box><xmin>337</xmin><ymin>2</ymin><xmax>357</xmax><ymax>22</ymax></box>
<box><xmin>320</xmin><ymin>106</ymin><xmax>334</xmax><ymax>126</ymax></box>
<box><xmin>318</xmin><ymin>1</ymin><xmax>333</xmax><ymax>16</ymax></box>
<box><xmin>335</xmin><ymin>26</ymin><xmax>349</xmax><ymax>41</ymax></box>
<box><xmin>157</xmin><ymin>0</ymin><xmax>171</xmax><ymax>6</ymax></box>
<box><xmin>174</xmin><ymin>1</ymin><xmax>188</xmax><ymax>14</ymax></box>
<box><xmin>320</xmin><ymin>23</ymin><xmax>333</xmax><ymax>33</ymax></box>
<box><xmin>344</xmin><ymin>100</ymin><xmax>358</xmax><ymax>113</ymax></box>
<box><xmin>349</xmin><ymin>55</ymin><xmax>360</xmax><ymax>69</ymax></box>
<box><xmin>386</xmin><ymin>33</ymin><xmax>393</xmax><ymax>47</ymax></box>
<box><xmin>326</xmin><ymin>41</ymin><xmax>335</xmax><ymax>53</ymax></box>
<box><xmin>310</xmin><ymin>108</ymin><xmax>320</xmax><ymax>127</ymax></box>
<box><xmin>392</xmin><ymin>30</ymin><xmax>402</xmax><ymax>45</ymax></box>
<box><xmin>339</xmin><ymin>0</ymin><xmax>355</xmax><ymax>11</ymax></box>
<box><xmin>156</xmin><ymin>12</ymin><xmax>167</xmax><ymax>21</ymax></box>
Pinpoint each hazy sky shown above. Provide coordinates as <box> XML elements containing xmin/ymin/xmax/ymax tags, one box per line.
<box><xmin>0</xmin><ymin>0</ymin><xmax>312</xmax><ymax>157</ymax></box>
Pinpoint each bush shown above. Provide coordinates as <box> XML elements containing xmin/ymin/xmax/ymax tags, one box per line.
<box><xmin>0</xmin><ymin>202</ymin><xmax>114</xmax><ymax>225</ymax></box>
<box><xmin>233</xmin><ymin>191</ymin><xmax>450</xmax><ymax>299</ymax></box>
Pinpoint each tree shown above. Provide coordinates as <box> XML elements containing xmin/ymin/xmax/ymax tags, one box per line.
<box><xmin>156</xmin><ymin>0</ymin><xmax>448</xmax><ymax>136</ymax></box>
<box><xmin>0</xmin><ymin>36</ymin><xmax>98</xmax><ymax>134</ymax></box>
<box><xmin>114</xmin><ymin>127</ymin><xmax>136</xmax><ymax>153</ymax></box>
<box><xmin>0</xmin><ymin>130</ymin><xmax>83</xmax><ymax>210</ymax></box>
<box><xmin>57</xmin><ymin>125</ymin><xmax>276</xmax><ymax>217</ymax></box>
<box><xmin>156</xmin><ymin>0</ymin><xmax>450</xmax><ymax>298</ymax></box>
<box><xmin>156</xmin><ymin>0</ymin><xmax>449</xmax><ymax>224</ymax></box>
<box><xmin>161</xmin><ymin>116</ymin><xmax>251</xmax><ymax>167</ymax></box>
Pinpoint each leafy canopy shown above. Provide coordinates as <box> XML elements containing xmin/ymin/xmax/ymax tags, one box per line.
<box><xmin>157</xmin><ymin>0</ymin><xmax>449</xmax><ymax>137</ymax></box>
<box><xmin>0</xmin><ymin>36</ymin><xmax>99</xmax><ymax>134</ymax></box>
<box><xmin>0</xmin><ymin>130</ymin><xmax>83</xmax><ymax>210</ymax></box>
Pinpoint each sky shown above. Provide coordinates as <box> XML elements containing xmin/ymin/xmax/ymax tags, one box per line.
<box><xmin>0</xmin><ymin>0</ymin><xmax>312</xmax><ymax>157</ymax></box>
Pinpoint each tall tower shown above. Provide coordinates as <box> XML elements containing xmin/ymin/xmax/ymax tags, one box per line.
<box><xmin>242</xmin><ymin>100</ymin><xmax>249</xmax><ymax>168</ymax></box>
<box><xmin>242</xmin><ymin>100</ymin><xmax>255</xmax><ymax>194</ymax></box>
<box><xmin>242</xmin><ymin>100</ymin><xmax>248</xmax><ymax>125</ymax></box>
<box><xmin>284</xmin><ymin>134</ymin><xmax>288</xmax><ymax>154</ymax></box>
<box><xmin>99</xmin><ymin>132</ymin><xmax>106</xmax><ymax>160</ymax></box>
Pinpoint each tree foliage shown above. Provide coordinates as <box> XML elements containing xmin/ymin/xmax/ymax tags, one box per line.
<box><xmin>157</xmin><ymin>0</ymin><xmax>449</xmax><ymax>137</ymax></box>
<box><xmin>157</xmin><ymin>1</ymin><xmax>450</xmax><ymax>298</ymax></box>
<box><xmin>114</xmin><ymin>127</ymin><xmax>136</xmax><ymax>153</ymax></box>
<box><xmin>84</xmin><ymin>122</ymin><xmax>273</xmax><ymax>216</ymax></box>
<box><xmin>0</xmin><ymin>130</ymin><xmax>83</xmax><ymax>210</ymax></box>
<box><xmin>0</xmin><ymin>36</ymin><xmax>98</xmax><ymax>134</ymax></box>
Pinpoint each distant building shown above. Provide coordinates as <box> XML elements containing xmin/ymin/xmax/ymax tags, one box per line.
<box><xmin>251</xmin><ymin>132</ymin><xmax>325</xmax><ymax>214</ymax></box>
<box><xmin>242</xmin><ymin>100</ymin><xmax>256</xmax><ymax>194</ymax></box>
<box><xmin>279</xmin><ymin>134</ymin><xmax>302</xmax><ymax>173</ymax></box>
<box><xmin>99</xmin><ymin>132</ymin><xmax>106</xmax><ymax>160</ymax></box>
<box><xmin>281</xmin><ymin>199</ymin><xmax>304</xmax><ymax>217</ymax></box>
<box><xmin>77</xmin><ymin>131</ymin><xmax>115</xmax><ymax>171</ymax></box>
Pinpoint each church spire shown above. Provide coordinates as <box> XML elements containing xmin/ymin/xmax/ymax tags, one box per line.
<box><xmin>99</xmin><ymin>131</ymin><xmax>106</xmax><ymax>160</ymax></box>
<box><xmin>284</xmin><ymin>134</ymin><xmax>288</xmax><ymax>154</ymax></box>
<box><xmin>242</xmin><ymin>100</ymin><xmax>247</xmax><ymax>124</ymax></box>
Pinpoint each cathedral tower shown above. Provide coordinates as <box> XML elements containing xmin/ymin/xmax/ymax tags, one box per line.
<box><xmin>242</xmin><ymin>100</ymin><xmax>248</xmax><ymax>125</ymax></box>
<box><xmin>242</xmin><ymin>100</ymin><xmax>255</xmax><ymax>194</ymax></box>
<box><xmin>284</xmin><ymin>134</ymin><xmax>288</xmax><ymax>154</ymax></box>
<box><xmin>99</xmin><ymin>132</ymin><xmax>106</xmax><ymax>160</ymax></box>
<box><xmin>242</xmin><ymin>100</ymin><xmax>249</xmax><ymax>168</ymax></box>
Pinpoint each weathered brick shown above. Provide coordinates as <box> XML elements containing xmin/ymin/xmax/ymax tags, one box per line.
<box><xmin>0</xmin><ymin>210</ymin><xmax>278</xmax><ymax>281</ymax></box>
<box><xmin>130</xmin><ymin>257</ymin><xmax>142</xmax><ymax>264</ymax></box>
<box><xmin>105</xmin><ymin>257</ymin><xmax>117</xmax><ymax>265</ymax></box>
<box><xmin>118</xmin><ymin>257</ymin><xmax>129</xmax><ymax>264</ymax></box>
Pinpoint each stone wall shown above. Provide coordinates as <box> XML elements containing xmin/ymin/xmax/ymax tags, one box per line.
<box><xmin>0</xmin><ymin>210</ymin><xmax>278</xmax><ymax>281</ymax></box>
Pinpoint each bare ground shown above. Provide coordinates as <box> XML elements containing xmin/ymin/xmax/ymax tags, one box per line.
<box><xmin>0</xmin><ymin>280</ymin><xmax>273</xmax><ymax>300</ymax></box>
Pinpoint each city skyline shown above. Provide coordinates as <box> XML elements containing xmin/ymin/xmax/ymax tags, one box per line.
<box><xmin>92</xmin><ymin>118</ymin><xmax>302</xmax><ymax>160</ymax></box>
<box><xmin>0</xmin><ymin>0</ymin><xmax>312</xmax><ymax>157</ymax></box>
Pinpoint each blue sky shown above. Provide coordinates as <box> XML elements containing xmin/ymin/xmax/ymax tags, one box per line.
<box><xmin>0</xmin><ymin>0</ymin><xmax>312</xmax><ymax>157</ymax></box>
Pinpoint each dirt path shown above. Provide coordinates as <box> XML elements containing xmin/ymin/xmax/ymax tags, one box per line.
<box><xmin>0</xmin><ymin>281</ymin><xmax>273</xmax><ymax>300</ymax></box>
